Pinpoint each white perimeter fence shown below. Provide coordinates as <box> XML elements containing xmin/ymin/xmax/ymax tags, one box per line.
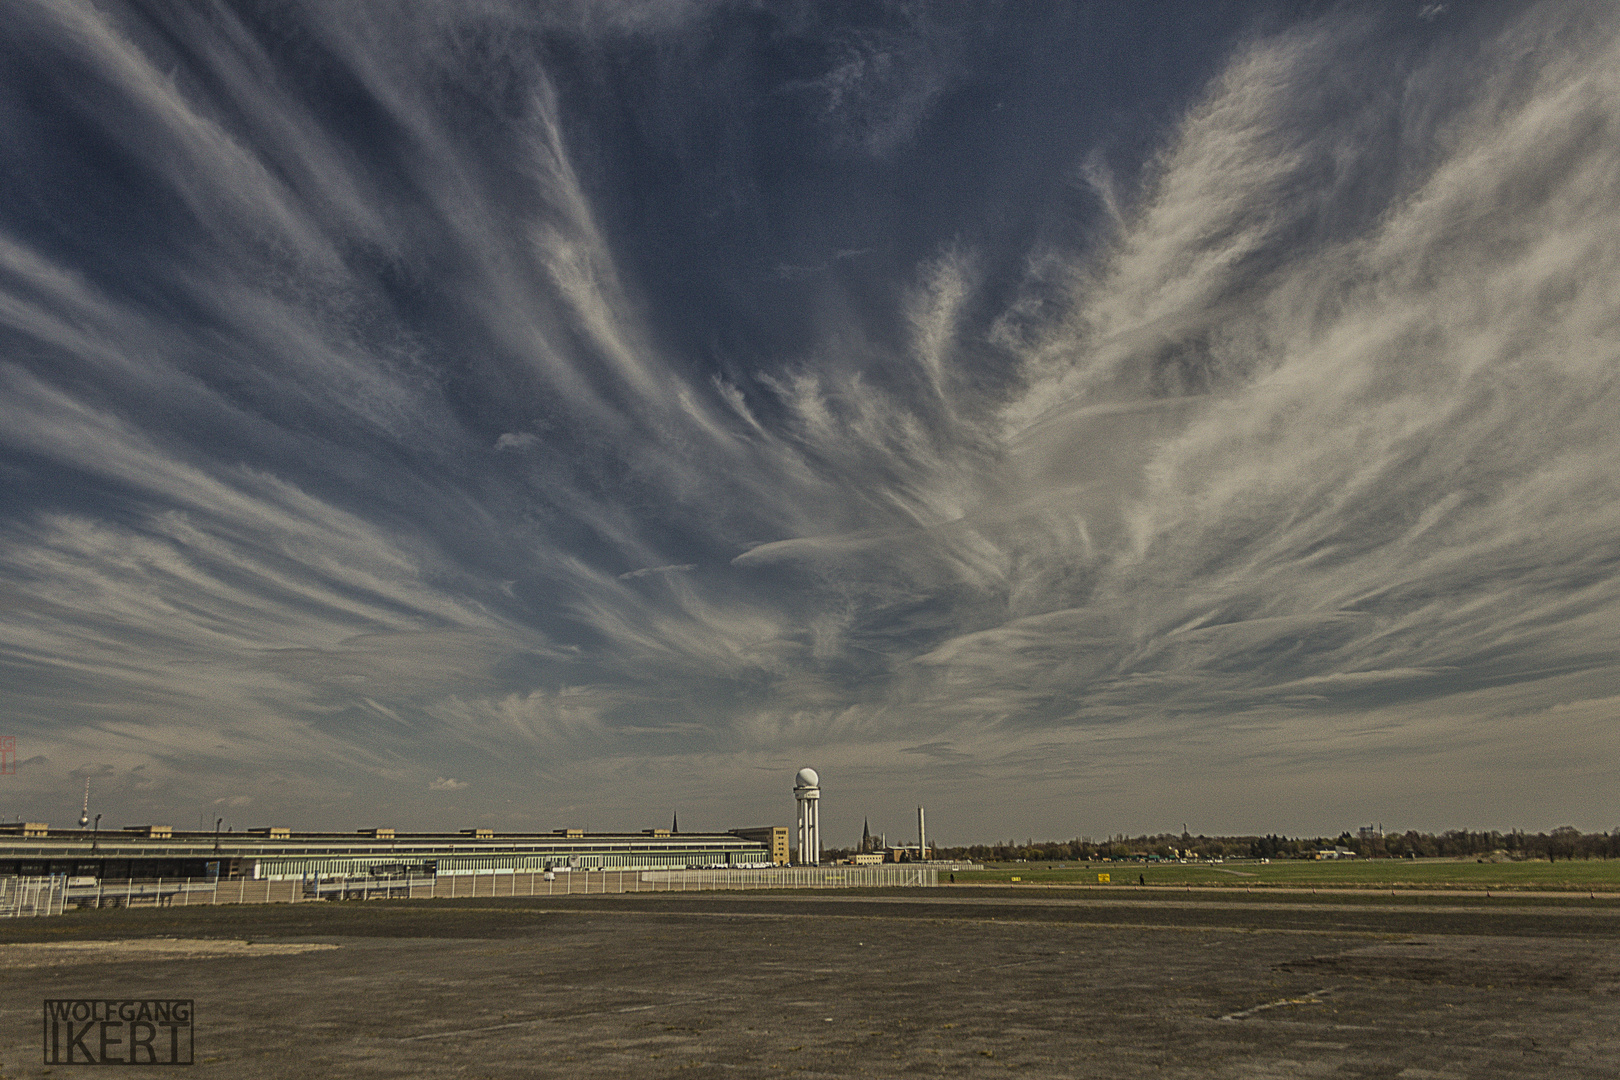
<box><xmin>0</xmin><ymin>876</ymin><xmax>67</xmax><ymax>917</ymax></box>
<box><xmin>10</xmin><ymin>865</ymin><xmax>936</xmax><ymax>913</ymax></box>
<box><xmin>642</xmin><ymin>867</ymin><xmax>937</xmax><ymax>889</ymax></box>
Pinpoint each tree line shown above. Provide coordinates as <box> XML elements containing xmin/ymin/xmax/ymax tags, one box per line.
<box><xmin>828</xmin><ymin>826</ymin><xmax>1620</xmax><ymax>862</ymax></box>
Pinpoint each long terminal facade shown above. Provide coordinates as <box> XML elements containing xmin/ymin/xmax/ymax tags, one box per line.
<box><xmin>0</xmin><ymin>823</ymin><xmax>789</xmax><ymax>881</ymax></box>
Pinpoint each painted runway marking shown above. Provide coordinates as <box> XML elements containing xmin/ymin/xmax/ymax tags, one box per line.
<box><xmin>1218</xmin><ymin>988</ymin><xmax>1333</xmax><ymax>1021</ymax></box>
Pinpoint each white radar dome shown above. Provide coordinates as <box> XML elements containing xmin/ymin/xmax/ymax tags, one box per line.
<box><xmin>795</xmin><ymin>767</ymin><xmax>820</xmax><ymax>788</ymax></box>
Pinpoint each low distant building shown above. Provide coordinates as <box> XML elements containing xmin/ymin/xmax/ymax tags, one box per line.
<box><xmin>0</xmin><ymin>823</ymin><xmax>49</xmax><ymax>838</ymax></box>
<box><xmin>886</xmin><ymin>845</ymin><xmax>930</xmax><ymax>863</ymax></box>
<box><xmin>729</xmin><ymin>826</ymin><xmax>790</xmax><ymax>866</ymax></box>
<box><xmin>1314</xmin><ymin>846</ymin><xmax>1357</xmax><ymax>860</ymax></box>
<box><xmin>0</xmin><ymin>824</ymin><xmax>782</xmax><ymax>880</ymax></box>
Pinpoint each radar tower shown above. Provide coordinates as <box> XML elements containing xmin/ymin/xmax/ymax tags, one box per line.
<box><xmin>793</xmin><ymin>768</ymin><xmax>821</xmax><ymax>866</ymax></box>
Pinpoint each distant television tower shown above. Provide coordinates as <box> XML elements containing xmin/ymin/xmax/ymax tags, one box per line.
<box><xmin>79</xmin><ymin>778</ymin><xmax>90</xmax><ymax>828</ymax></box>
<box><xmin>794</xmin><ymin>767</ymin><xmax>820</xmax><ymax>866</ymax></box>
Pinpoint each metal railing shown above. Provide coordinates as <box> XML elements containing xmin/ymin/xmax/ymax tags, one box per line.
<box><xmin>640</xmin><ymin>866</ymin><xmax>938</xmax><ymax>889</ymax></box>
<box><xmin>51</xmin><ymin>864</ymin><xmax>938</xmax><ymax>911</ymax></box>
<box><xmin>0</xmin><ymin>876</ymin><xmax>67</xmax><ymax>917</ymax></box>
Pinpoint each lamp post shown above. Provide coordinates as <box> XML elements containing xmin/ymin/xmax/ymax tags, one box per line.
<box><xmin>91</xmin><ymin>813</ymin><xmax>101</xmax><ymax>852</ymax></box>
<box><xmin>213</xmin><ymin>817</ymin><xmax>223</xmax><ymax>854</ymax></box>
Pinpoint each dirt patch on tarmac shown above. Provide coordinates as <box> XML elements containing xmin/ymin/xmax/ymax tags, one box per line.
<box><xmin>0</xmin><ymin>938</ymin><xmax>339</xmax><ymax>967</ymax></box>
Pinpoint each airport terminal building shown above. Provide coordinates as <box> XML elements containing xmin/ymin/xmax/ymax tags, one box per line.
<box><xmin>0</xmin><ymin>823</ymin><xmax>789</xmax><ymax>881</ymax></box>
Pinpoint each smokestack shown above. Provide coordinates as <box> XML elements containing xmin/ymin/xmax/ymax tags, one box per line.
<box><xmin>918</xmin><ymin>806</ymin><xmax>926</xmax><ymax>862</ymax></box>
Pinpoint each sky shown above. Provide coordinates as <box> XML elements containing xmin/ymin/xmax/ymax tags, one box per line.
<box><xmin>1</xmin><ymin>0</ymin><xmax>1616</xmax><ymax>845</ymax></box>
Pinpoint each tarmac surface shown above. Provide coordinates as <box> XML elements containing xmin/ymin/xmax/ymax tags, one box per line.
<box><xmin>2</xmin><ymin>886</ymin><xmax>1617</xmax><ymax>1077</ymax></box>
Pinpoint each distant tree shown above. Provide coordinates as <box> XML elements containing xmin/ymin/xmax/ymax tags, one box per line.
<box><xmin>931</xmin><ymin>826</ymin><xmax>1620</xmax><ymax>865</ymax></box>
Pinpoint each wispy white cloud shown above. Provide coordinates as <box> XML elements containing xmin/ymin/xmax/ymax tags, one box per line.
<box><xmin>787</xmin><ymin>9</ymin><xmax>962</xmax><ymax>158</ymax></box>
<box><xmin>709</xmin><ymin>3</ymin><xmax>1620</xmax><ymax>831</ymax></box>
<box><xmin>618</xmin><ymin>564</ymin><xmax>696</xmax><ymax>580</ymax></box>
<box><xmin>495</xmin><ymin>432</ymin><xmax>540</xmax><ymax>451</ymax></box>
<box><xmin>880</xmin><ymin>5</ymin><xmax>1620</xmax><ymax>772</ymax></box>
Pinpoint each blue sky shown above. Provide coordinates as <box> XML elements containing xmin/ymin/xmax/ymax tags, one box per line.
<box><xmin>1</xmin><ymin>1</ymin><xmax>1616</xmax><ymax>844</ymax></box>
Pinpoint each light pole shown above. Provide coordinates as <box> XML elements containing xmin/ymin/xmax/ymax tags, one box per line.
<box><xmin>91</xmin><ymin>813</ymin><xmax>101</xmax><ymax>852</ymax></box>
<box><xmin>213</xmin><ymin>817</ymin><xmax>223</xmax><ymax>854</ymax></box>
